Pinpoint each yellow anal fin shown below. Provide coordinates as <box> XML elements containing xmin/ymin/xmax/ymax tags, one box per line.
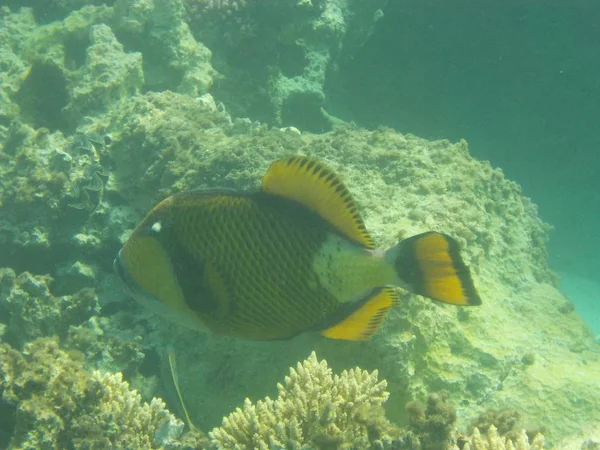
<box><xmin>261</xmin><ymin>156</ymin><xmax>375</xmax><ymax>249</ymax></box>
<box><xmin>320</xmin><ymin>287</ymin><xmax>400</xmax><ymax>341</ymax></box>
<box><xmin>397</xmin><ymin>232</ymin><xmax>481</xmax><ymax>306</ymax></box>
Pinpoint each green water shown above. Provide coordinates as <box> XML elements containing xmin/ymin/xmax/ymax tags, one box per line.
<box><xmin>329</xmin><ymin>0</ymin><xmax>600</xmax><ymax>284</ymax></box>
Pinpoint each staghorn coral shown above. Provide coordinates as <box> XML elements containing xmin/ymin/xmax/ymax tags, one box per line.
<box><xmin>403</xmin><ymin>396</ymin><xmax>548</xmax><ymax>450</ymax></box>
<box><xmin>83</xmin><ymin>371</ymin><xmax>184</xmax><ymax>448</ymax></box>
<box><xmin>0</xmin><ymin>337</ymin><xmax>200</xmax><ymax>449</ymax></box>
<box><xmin>207</xmin><ymin>357</ymin><xmax>550</xmax><ymax>450</ymax></box>
<box><xmin>0</xmin><ymin>331</ymin><xmax>552</xmax><ymax>449</ymax></box>
<box><xmin>208</xmin><ymin>351</ymin><xmax>396</xmax><ymax>449</ymax></box>
<box><xmin>453</xmin><ymin>425</ymin><xmax>545</xmax><ymax>450</ymax></box>
<box><xmin>470</xmin><ymin>408</ymin><xmax>545</xmax><ymax>444</ymax></box>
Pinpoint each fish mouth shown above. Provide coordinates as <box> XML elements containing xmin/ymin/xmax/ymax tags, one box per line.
<box><xmin>113</xmin><ymin>251</ymin><xmax>136</xmax><ymax>296</ymax></box>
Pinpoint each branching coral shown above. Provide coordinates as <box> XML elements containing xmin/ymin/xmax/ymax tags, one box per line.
<box><xmin>208</xmin><ymin>351</ymin><xmax>396</xmax><ymax>449</ymax></box>
<box><xmin>453</xmin><ymin>425</ymin><xmax>545</xmax><ymax>450</ymax></box>
<box><xmin>0</xmin><ymin>337</ymin><xmax>198</xmax><ymax>449</ymax></box>
<box><xmin>471</xmin><ymin>408</ymin><xmax>545</xmax><ymax>444</ymax></box>
<box><xmin>81</xmin><ymin>371</ymin><xmax>184</xmax><ymax>448</ymax></box>
<box><xmin>0</xmin><ymin>338</ymin><xmax>550</xmax><ymax>450</ymax></box>
<box><xmin>402</xmin><ymin>394</ymin><xmax>548</xmax><ymax>450</ymax></box>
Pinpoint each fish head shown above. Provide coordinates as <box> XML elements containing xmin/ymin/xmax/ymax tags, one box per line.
<box><xmin>114</xmin><ymin>196</ymin><xmax>185</xmax><ymax>313</ymax></box>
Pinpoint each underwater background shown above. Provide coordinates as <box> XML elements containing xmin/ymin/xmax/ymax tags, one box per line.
<box><xmin>0</xmin><ymin>0</ymin><xmax>598</xmax><ymax>449</ymax></box>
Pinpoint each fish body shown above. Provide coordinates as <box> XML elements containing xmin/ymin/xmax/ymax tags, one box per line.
<box><xmin>115</xmin><ymin>156</ymin><xmax>481</xmax><ymax>341</ymax></box>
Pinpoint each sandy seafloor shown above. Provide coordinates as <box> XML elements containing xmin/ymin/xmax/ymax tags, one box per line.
<box><xmin>0</xmin><ymin>1</ymin><xmax>599</xmax><ymax>449</ymax></box>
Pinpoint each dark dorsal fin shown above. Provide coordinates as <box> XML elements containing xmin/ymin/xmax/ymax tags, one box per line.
<box><xmin>261</xmin><ymin>156</ymin><xmax>375</xmax><ymax>249</ymax></box>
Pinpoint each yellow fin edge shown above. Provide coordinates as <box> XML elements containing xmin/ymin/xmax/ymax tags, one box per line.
<box><xmin>320</xmin><ymin>287</ymin><xmax>400</xmax><ymax>341</ymax></box>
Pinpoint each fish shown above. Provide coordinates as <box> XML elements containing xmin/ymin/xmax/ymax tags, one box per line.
<box><xmin>114</xmin><ymin>156</ymin><xmax>481</xmax><ymax>341</ymax></box>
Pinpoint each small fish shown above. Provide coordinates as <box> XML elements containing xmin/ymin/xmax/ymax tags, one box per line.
<box><xmin>114</xmin><ymin>156</ymin><xmax>480</xmax><ymax>341</ymax></box>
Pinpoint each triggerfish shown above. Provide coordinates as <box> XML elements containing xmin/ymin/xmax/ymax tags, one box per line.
<box><xmin>114</xmin><ymin>156</ymin><xmax>481</xmax><ymax>341</ymax></box>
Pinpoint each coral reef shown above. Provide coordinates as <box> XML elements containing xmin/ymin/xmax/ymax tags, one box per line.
<box><xmin>91</xmin><ymin>88</ymin><xmax>597</xmax><ymax>443</ymax></box>
<box><xmin>113</xmin><ymin>0</ymin><xmax>217</xmax><ymax>95</ymax></box>
<box><xmin>1</xmin><ymin>0</ymin><xmax>215</xmax><ymax>127</ymax></box>
<box><xmin>0</xmin><ymin>1</ymin><xmax>215</xmax><ymax>291</ymax></box>
<box><xmin>1</xmin><ymin>0</ymin><xmax>599</xmax><ymax>447</ymax></box>
<box><xmin>471</xmin><ymin>408</ymin><xmax>542</xmax><ymax>444</ymax></box>
<box><xmin>453</xmin><ymin>425</ymin><xmax>545</xmax><ymax>450</ymax></box>
<box><xmin>208</xmin><ymin>351</ymin><xmax>396</xmax><ymax>449</ymax></box>
<box><xmin>205</xmin><ymin>354</ymin><xmax>551</xmax><ymax>450</ymax></box>
<box><xmin>406</xmin><ymin>392</ymin><xmax>457</xmax><ymax>450</ymax></box>
<box><xmin>1</xmin><ymin>81</ymin><xmax>598</xmax><ymax>444</ymax></box>
<box><xmin>0</xmin><ymin>268</ymin><xmax>99</xmax><ymax>347</ymax></box>
<box><xmin>0</xmin><ymin>266</ymin><xmax>148</xmax><ymax>381</ymax></box>
<box><xmin>79</xmin><ymin>88</ymin><xmax>596</xmax><ymax>443</ymax></box>
<box><xmin>400</xmin><ymin>393</ymin><xmax>548</xmax><ymax>450</ymax></box>
<box><xmin>62</xmin><ymin>22</ymin><xmax>144</xmax><ymax>124</ymax></box>
<box><xmin>183</xmin><ymin>0</ymin><xmax>387</xmax><ymax>130</ymax></box>
<box><xmin>0</xmin><ymin>340</ymin><xmax>551</xmax><ymax>450</ymax></box>
<box><xmin>0</xmin><ymin>337</ymin><xmax>199</xmax><ymax>449</ymax></box>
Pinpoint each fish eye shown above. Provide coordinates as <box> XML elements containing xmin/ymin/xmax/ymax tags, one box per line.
<box><xmin>150</xmin><ymin>221</ymin><xmax>162</xmax><ymax>234</ymax></box>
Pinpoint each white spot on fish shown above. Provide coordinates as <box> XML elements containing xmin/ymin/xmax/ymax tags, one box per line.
<box><xmin>151</xmin><ymin>221</ymin><xmax>162</xmax><ymax>234</ymax></box>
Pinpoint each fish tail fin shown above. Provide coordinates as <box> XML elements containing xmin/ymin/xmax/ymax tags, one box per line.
<box><xmin>386</xmin><ymin>231</ymin><xmax>481</xmax><ymax>306</ymax></box>
<box><xmin>320</xmin><ymin>287</ymin><xmax>400</xmax><ymax>341</ymax></box>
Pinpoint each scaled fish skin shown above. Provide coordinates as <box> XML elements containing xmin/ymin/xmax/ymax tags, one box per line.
<box><xmin>114</xmin><ymin>156</ymin><xmax>481</xmax><ymax>341</ymax></box>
